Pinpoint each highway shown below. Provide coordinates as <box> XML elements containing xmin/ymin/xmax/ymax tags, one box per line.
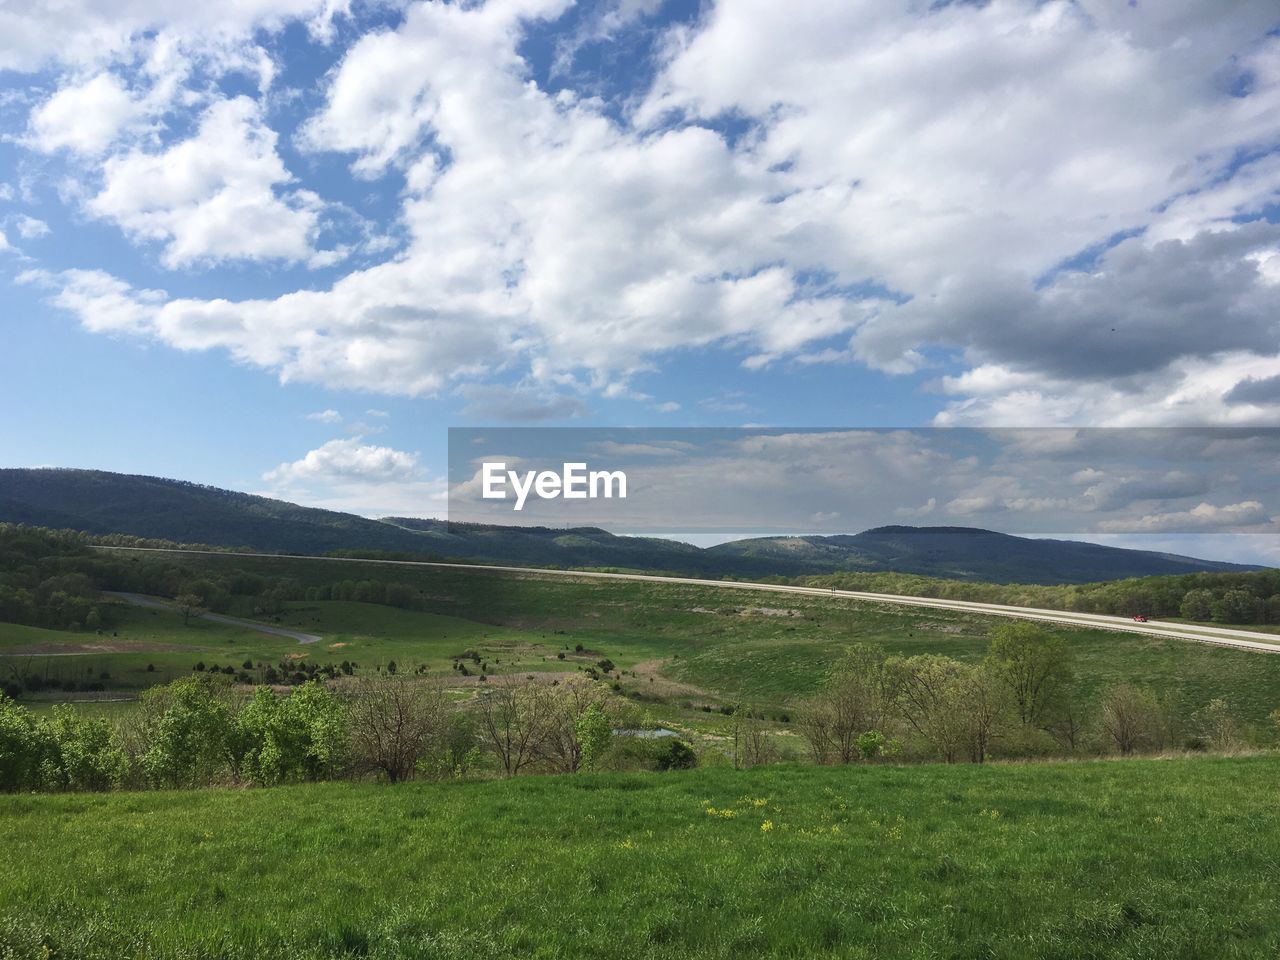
<box><xmin>93</xmin><ymin>545</ymin><xmax>1280</xmax><ymax>654</ymax></box>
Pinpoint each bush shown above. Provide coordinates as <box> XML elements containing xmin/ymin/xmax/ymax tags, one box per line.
<box><xmin>140</xmin><ymin>676</ymin><xmax>235</xmax><ymax>788</ymax></box>
<box><xmin>238</xmin><ymin>682</ymin><xmax>350</xmax><ymax>786</ymax></box>
<box><xmin>0</xmin><ymin>694</ymin><xmax>48</xmax><ymax>791</ymax></box>
<box><xmin>38</xmin><ymin>706</ymin><xmax>128</xmax><ymax>791</ymax></box>
<box><xmin>654</xmin><ymin>738</ymin><xmax>698</xmax><ymax>771</ymax></box>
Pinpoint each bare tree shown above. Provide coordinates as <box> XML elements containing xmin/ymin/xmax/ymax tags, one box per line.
<box><xmin>538</xmin><ymin>675</ymin><xmax>612</xmax><ymax>773</ymax></box>
<box><xmin>1097</xmin><ymin>682</ymin><xmax>1164</xmax><ymax>756</ymax></box>
<box><xmin>732</xmin><ymin>707</ymin><xmax>776</xmax><ymax>768</ymax></box>
<box><xmin>1194</xmin><ymin>698</ymin><xmax>1243</xmax><ymax>754</ymax></box>
<box><xmin>346</xmin><ymin>674</ymin><xmax>449</xmax><ymax>782</ymax></box>
<box><xmin>477</xmin><ymin>676</ymin><xmax>555</xmax><ymax>776</ymax></box>
<box><xmin>796</xmin><ymin>645</ymin><xmax>891</xmax><ymax>764</ymax></box>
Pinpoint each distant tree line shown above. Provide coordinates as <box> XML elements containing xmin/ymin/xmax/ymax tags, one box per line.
<box><xmin>800</xmin><ymin>568</ymin><xmax>1280</xmax><ymax>625</ymax></box>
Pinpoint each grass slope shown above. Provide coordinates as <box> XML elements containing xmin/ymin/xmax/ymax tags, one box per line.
<box><xmin>14</xmin><ymin>554</ymin><xmax>1280</xmax><ymax>729</ymax></box>
<box><xmin>4</xmin><ymin>756</ymin><xmax>1280</xmax><ymax>959</ymax></box>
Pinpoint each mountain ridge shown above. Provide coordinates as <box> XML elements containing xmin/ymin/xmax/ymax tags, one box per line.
<box><xmin>0</xmin><ymin>467</ymin><xmax>1262</xmax><ymax>585</ymax></box>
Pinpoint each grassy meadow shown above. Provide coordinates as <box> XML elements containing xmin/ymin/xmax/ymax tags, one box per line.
<box><xmin>4</xmin><ymin>755</ymin><xmax>1280</xmax><ymax>959</ymax></box>
<box><xmin>8</xmin><ymin>549</ymin><xmax>1280</xmax><ymax>737</ymax></box>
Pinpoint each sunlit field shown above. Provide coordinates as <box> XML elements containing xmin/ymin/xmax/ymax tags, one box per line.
<box><xmin>4</xmin><ymin>755</ymin><xmax>1279</xmax><ymax>959</ymax></box>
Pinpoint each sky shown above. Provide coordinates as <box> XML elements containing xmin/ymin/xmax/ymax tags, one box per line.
<box><xmin>2</xmin><ymin>0</ymin><xmax>1280</xmax><ymax>560</ymax></box>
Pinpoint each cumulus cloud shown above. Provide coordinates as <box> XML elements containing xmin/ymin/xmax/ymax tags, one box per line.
<box><xmin>12</xmin><ymin>0</ymin><xmax>1280</xmax><ymax>421</ymax></box>
<box><xmin>0</xmin><ymin>0</ymin><xmax>350</xmax><ymax>72</ymax></box>
<box><xmin>305</xmin><ymin>409</ymin><xmax>343</xmax><ymax>423</ymax></box>
<box><xmin>265</xmin><ymin>437</ymin><xmax>421</xmax><ymax>484</ymax></box>
<box><xmin>87</xmin><ymin>96</ymin><xmax>330</xmax><ymax>267</ymax></box>
<box><xmin>27</xmin><ymin>73</ymin><xmax>146</xmax><ymax>155</ymax></box>
<box><xmin>261</xmin><ymin>436</ymin><xmax>445</xmax><ymax>517</ymax></box>
<box><xmin>1100</xmin><ymin>500</ymin><xmax>1274</xmax><ymax>533</ymax></box>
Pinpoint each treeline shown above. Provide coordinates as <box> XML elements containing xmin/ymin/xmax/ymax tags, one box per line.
<box><xmin>0</xmin><ymin>525</ymin><xmax>440</xmax><ymax>630</ymax></box>
<box><xmin>798</xmin><ymin>568</ymin><xmax>1280</xmax><ymax>625</ymax></box>
<box><xmin>0</xmin><ymin>525</ymin><xmax>117</xmax><ymax>630</ymax></box>
<box><xmin>0</xmin><ymin>673</ymin><xmax>695</xmax><ymax>794</ymax></box>
<box><xmin>760</xmin><ymin>623</ymin><xmax>1260</xmax><ymax>766</ymax></box>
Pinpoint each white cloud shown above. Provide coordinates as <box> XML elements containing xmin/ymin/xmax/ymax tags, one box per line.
<box><xmin>260</xmin><ymin>437</ymin><xmax>445</xmax><ymax>518</ymax></box>
<box><xmin>87</xmin><ymin>96</ymin><xmax>329</xmax><ymax>267</ymax></box>
<box><xmin>13</xmin><ymin>1</ymin><xmax>1280</xmax><ymax>422</ymax></box>
<box><xmin>265</xmin><ymin>437</ymin><xmax>421</xmax><ymax>484</ymax></box>
<box><xmin>13</xmin><ymin>216</ymin><xmax>50</xmax><ymax>240</ymax></box>
<box><xmin>1100</xmin><ymin>500</ymin><xmax>1273</xmax><ymax>533</ymax></box>
<box><xmin>305</xmin><ymin>409</ymin><xmax>343</xmax><ymax>423</ymax></box>
<box><xmin>27</xmin><ymin>73</ymin><xmax>146</xmax><ymax>155</ymax></box>
<box><xmin>0</xmin><ymin>0</ymin><xmax>350</xmax><ymax>73</ymax></box>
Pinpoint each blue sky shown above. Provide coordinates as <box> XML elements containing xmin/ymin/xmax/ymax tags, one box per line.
<box><xmin>2</xmin><ymin>0</ymin><xmax>1280</xmax><ymax>544</ymax></box>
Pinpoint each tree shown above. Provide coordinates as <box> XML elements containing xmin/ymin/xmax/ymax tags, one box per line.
<box><xmin>1180</xmin><ymin>589</ymin><xmax>1215</xmax><ymax>621</ymax></box>
<box><xmin>175</xmin><ymin>593</ymin><xmax>203</xmax><ymax>627</ymax></box>
<box><xmin>985</xmin><ymin>623</ymin><xmax>1073</xmax><ymax>729</ymax></box>
<box><xmin>730</xmin><ymin>706</ymin><xmax>777</xmax><ymax>768</ymax></box>
<box><xmin>1212</xmin><ymin>589</ymin><xmax>1264</xmax><ymax>624</ymax></box>
<box><xmin>539</xmin><ymin>675</ymin><xmax>611</xmax><ymax>773</ymax></box>
<box><xmin>1193</xmin><ymin>699</ymin><xmax>1243</xmax><ymax>753</ymax></box>
<box><xmin>39</xmin><ymin>705</ymin><xmax>127</xmax><ymax>791</ymax></box>
<box><xmin>477</xmin><ymin>676</ymin><xmax>554</xmax><ymax>777</ymax></box>
<box><xmin>886</xmin><ymin>655</ymin><xmax>1007</xmax><ymax>763</ymax></box>
<box><xmin>238</xmin><ymin>682</ymin><xmax>350</xmax><ymax>785</ymax></box>
<box><xmin>575</xmin><ymin>704</ymin><xmax>613</xmax><ymax>771</ymax></box>
<box><xmin>346</xmin><ymin>674</ymin><xmax>449</xmax><ymax>783</ymax></box>
<box><xmin>140</xmin><ymin>676</ymin><xmax>235</xmax><ymax>787</ymax></box>
<box><xmin>1097</xmin><ymin>683</ymin><xmax>1166</xmax><ymax>756</ymax></box>
<box><xmin>797</xmin><ymin>645</ymin><xmax>890</xmax><ymax>764</ymax></box>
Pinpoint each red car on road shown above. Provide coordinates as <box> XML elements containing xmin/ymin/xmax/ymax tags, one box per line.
<box><xmin>1132</xmin><ymin>614</ymin><xmax>1149</xmax><ymax>622</ymax></box>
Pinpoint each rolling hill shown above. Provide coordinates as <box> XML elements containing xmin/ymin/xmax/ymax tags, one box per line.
<box><xmin>0</xmin><ymin>467</ymin><xmax>1261</xmax><ymax>584</ymax></box>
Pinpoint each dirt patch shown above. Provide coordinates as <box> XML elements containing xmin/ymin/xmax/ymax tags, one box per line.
<box><xmin>627</xmin><ymin>658</ymin><xmax>714</xmax><ymax>700</ymax></box>
<box><xmin>915</xmin><ymin>621</ymin><xmax>965</xmax><ymax>634</ymax></box>
<box><xmin>1</xmin><ymin>640</ymin><xmax>201</xmax><ymax>655</ymax></box>
<box><xmin>328</xmin><ymin>642</ymin><xmax>349</xmax><ymax>649</ymax></box>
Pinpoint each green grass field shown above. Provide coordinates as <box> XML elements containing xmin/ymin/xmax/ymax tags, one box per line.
<box><xmin>4</xmin><ymin>755</ymin><xmax>1280</xmax><ymax>959</ymax></box>
<box><xmin>11</xmin><ymin>552</ymin><xmax>1280</xmax><ymax>734</ymax></box>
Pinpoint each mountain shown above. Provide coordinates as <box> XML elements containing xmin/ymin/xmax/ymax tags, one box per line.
<box><xmin>0</xmin><ymin>468</ymin><xmax>1262</xmax><ymax>584</ymax></box>
<box><xmin>705</xmin><ymin>526</ymin><xmax>1259</xmax><ymax>584</ymax></box>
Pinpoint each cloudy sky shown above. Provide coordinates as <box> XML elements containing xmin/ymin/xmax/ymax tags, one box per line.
<box><xmin>3</xmin><ymin>1</ymin><xmax>1280</xmax><ymax>531</ymax></box>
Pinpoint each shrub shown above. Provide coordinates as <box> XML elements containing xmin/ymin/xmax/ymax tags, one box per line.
<box><xmin>654</xmin><ymin>738</ymin><xmax>698</xmax><ymax>771</ymax></box>
<box><xmin>0</xmin><ymin>694</ymin><xmax>49</xmax><ymax>792</ymax></box>
<box><xmin>38</xmin><ymin>706</ymin><xmax>128</xmax><ymax>791</ymax></box>
<box><xmin>140</xmin><ymin>676</ymin><xmax>235</xmax><ymax>788</ymax></box>
<box><xmin>857</xmin><ymin>730</ymin><xmax>886</xmax><ymax>761</ymax></box>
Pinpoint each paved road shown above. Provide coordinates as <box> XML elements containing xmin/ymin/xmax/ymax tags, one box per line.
<box><xmin>93</xmin><ymin>547</ymin><xmax>1280</xmax><ymax>654</ymax></box>
<box><xmin>105</xmin><ymin>591</ymin><xmax>322</xmax><ymax>644</ymax></box>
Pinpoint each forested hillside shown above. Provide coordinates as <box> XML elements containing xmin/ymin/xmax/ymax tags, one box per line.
<box><xmin>0</xmin><ymin>468</ymin><xmax>1263</xmax><ymax>584</ymax></box>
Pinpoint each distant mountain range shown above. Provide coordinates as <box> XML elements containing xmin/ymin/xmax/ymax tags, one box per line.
<box><xmin>0</xmin><ymin>468</ymin><xmax>1262</xmax><ymax>585</ymax></box>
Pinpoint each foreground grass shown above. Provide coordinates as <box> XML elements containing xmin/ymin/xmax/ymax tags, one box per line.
<box><xmin>5</xmin><ymin>755</ymin><xmax>1280</xmax><ymax>959</ymax></box>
